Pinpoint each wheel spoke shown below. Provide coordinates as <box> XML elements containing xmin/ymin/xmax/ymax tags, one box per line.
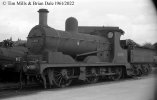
<box><xmin>59</xmin><ymin>77</ymin><xmax>63</xmax><ymax>86</ymax></box>
<box><xmin>53</xmin><ymin>68</ymin><xmax>73</xmax><ymax>88</ymax></box>
<box><xmin>55</xmin><ymin>73</ymin><xmax>62</xmax><ymax>77</ymax></box>
<box><xmin>56</xmin><ymin>75</ymin><xmax>62</xmax><ymax>82</ymax></box>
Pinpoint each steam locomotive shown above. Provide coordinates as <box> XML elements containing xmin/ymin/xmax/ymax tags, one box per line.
<box><xmin>21</xmin><ymin>9</ymin><xmax>157</xmax><ymax>88</ymax></box>
<box><xmin>0</xmin><ymin>40</ymin><xmax>27</xmax><ymax>82</ymax></box>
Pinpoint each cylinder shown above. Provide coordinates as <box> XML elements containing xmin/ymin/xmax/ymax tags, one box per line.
<box><xmin>38</xmin><ymin>9</ymin><xmax>49</xmax><ymax>26</ymax></box>
<box><xmin>65</xmin><ymin>17</ymin><xmax>78</xmax><ymax>33</ymax></box>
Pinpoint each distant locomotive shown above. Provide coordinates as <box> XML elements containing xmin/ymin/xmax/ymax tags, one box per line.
<box><xmin>23</xmin><ymin>9</ymin><xmax>157</xmax><ymax>88</ymax></box>
<box><xmin>0</xmin><ymin>41</ymin><xmax>27</xmax><ymax>82</ymax></box>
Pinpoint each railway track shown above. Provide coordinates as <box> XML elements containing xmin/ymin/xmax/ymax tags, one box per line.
<box><xmin>0</xmin><ymin>82</ymin><xmax>41</xmax><ymax>91</ymax></box>
<box><xmin>0</xmin><ymin>83</ymin><xmax>19</xmax><ymax>91</ymax></box>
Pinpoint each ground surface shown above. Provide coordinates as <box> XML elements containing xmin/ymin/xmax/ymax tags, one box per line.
<box><xmin>0</xmin><ymin>75</ymin><xmax>156</xmax><ymax>100</ymax></box>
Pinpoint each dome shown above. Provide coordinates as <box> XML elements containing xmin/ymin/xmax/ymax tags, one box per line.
<box><xmin>65</xmin><ymin>17</ymin><xmax>78</xmax><ymax>33</ymax></box>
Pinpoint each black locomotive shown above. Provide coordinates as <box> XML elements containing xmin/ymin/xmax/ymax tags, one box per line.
<box><xmin>0</xmin><ymin>40</ymin><xmax>27</xmax><ymax>82</ymax></box>
<box><xmin>20</xmin><ymin>9</ymin><xmax>157</xmax><ymax>88</ymax></box>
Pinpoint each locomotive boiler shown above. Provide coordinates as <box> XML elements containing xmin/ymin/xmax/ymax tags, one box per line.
<box><xmin>24</xmin><ymin>9</ymin><xmax>156</xmax><ymax>88</ymax></box>
<box><xmin>28</xmin><ymin>18</ymin><xmax>110</xmax><ymax>56</ymax></box>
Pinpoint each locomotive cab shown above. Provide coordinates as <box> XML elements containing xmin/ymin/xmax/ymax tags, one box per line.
<box><xmin>78</xmin><ymin>26</ymin><xmax>128</xmax><ymax>64</ymax></box>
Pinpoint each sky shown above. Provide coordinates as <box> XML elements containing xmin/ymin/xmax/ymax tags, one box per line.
<box><xmin>0</xmin><ymin>0</ymin><xmax>157</xmax><ymax>45</ymax></box>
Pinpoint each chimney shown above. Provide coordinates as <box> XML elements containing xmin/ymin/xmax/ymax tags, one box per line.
<box><xmin>38</xmin><ymin>9</ymin><xmax>49</xmax><ymax>26</ymax></box>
